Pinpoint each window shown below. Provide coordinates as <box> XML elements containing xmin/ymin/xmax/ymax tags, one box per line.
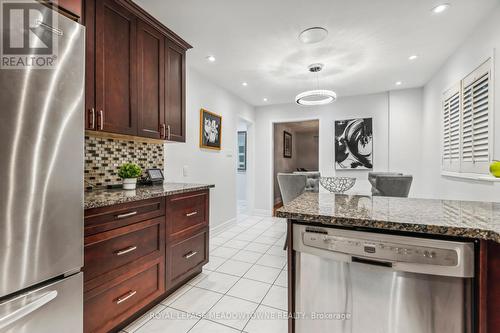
<box><xmin>237</xmin><ymin>131</ymin><xmax>247</xmax><ymax>171</ymax></box>
<box><xmin>442</xmin><ymin>59</ymin><xmax>493</xmax><ymax>175</ymax></box>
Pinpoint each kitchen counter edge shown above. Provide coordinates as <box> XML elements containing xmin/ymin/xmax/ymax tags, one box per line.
<box><xmin>84</xmin><ymin>183</ymin><xmax>215</xmax><ymax>210</ymax></box>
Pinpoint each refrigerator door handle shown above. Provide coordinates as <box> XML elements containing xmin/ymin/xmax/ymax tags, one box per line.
<box><xmin>0</xmin><ymin>291</ymin><xmax>58</xmax><ymax>330</ymax></box>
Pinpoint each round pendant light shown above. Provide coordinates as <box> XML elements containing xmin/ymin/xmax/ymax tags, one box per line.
<box><xmin>295</xmin><ymin>63</ymin><xmax>337</xmax><ymax>106</ymax></box>
<box><xmin>295</xmin><ymin>89</ymin><xmax>337</xmax><ymax>106</ymax></box>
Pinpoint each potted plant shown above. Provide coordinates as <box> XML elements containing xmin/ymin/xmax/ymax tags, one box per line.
<box><xmin>118</xmin><ymin>163</ymin><xmax>142</xmax><ymax>190</ymax></box>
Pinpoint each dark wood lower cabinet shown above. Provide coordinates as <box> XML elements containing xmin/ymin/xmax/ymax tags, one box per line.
<box><xmin>478</xmin><ymin>240</ymin><xmax>500</xmax><ymax>333</ymax></box>
<box><xmin>167</xmin><ymin>228</ymin><xmax>209</xmax><ymax>290</ymax></box>
<box><xmin>84</xmin><ymin>191</ymin><xmax>210</xmax><ymax>332</ymax></box>
<box><xmin>84</xmin><ymin>258</ymin><xmax>164</xmax><ymax>333</ymax></box>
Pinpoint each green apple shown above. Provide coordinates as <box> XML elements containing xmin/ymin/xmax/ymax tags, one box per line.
<box><xmin>490</xmin><ymin>161</ymin><xmax>500</xmax><ymax>178</ymax></box>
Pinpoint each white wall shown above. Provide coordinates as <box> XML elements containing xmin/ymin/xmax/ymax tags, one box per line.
<box><xmin>254</xmin><ymin>89</ymin><xmax>423</xmax><ymax>214</ymax></box>
<box><xmin>420</xmin><ymin>5</ymin><xmax>500</xmax><ymax>201</ymax></box>
<box><xmin>164</xmin><ymin>67</ymin><xmax>255</xmax><ymax>228</ymax></box>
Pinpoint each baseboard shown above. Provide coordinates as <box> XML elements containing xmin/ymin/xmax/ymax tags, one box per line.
<box><xmin>252</xmin><ymin>209</ymin><xmax>272</xmax><ymax>217</ymax></box>
<box><xmin>210</xmin><ymin>217</ymin><xmax>237</xmax><ymax>236</ymax></box>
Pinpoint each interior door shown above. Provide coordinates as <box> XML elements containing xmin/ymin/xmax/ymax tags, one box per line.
<box><xmin>137</xmin><ymin>20</ymin><xmax>165</xmax><ymax>139</ymax></box>
<box><xmin>165</xmin><ymin>39</ymin><xmax>186</xmax><ymax>142</ymax></box>
<box><xmin>95</xmin><ymin>0</ymin><xmax>137</xmax><ymax>135</ymax></box>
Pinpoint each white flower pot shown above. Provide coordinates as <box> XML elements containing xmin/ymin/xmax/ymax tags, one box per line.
<box><xmin>122</xmin><ymin>178</ymin><xmax>137</xmax><ymax>190</ymax></box>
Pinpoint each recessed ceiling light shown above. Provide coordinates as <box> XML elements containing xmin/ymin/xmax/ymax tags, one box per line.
<box><xmin>242</xmin><ymin>82</ymin><xmax>248</xmax><ymax>87</ymax></box>
<box><xmin>408</xmin><ymin>55</ymin><xmax>418</xmax><ymax>61</ymax></box>
<box><xmin>263</xmin><ymin>98</ymin><xmax>268</xmax><ymax>102</ymax></box>
<box><xmin>299</xmin><ymin>27</ymin><xmax>328</xmax><ymax>44</ymax></box>
<box><xmin>395</xmin><ymin>81</ymin><xmax>403</xmax><ymax>86</ymax></box>
<box><xmin>432</xmin><ymin>3</ymin><xmax>450</xmax><ymax>14</ymax></box>
<box><xmin>206</xmin><ymin>55</ymin><xmax>216</xmax><ymax>62</ymax></box>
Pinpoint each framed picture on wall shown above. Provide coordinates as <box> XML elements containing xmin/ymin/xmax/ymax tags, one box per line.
<box><xmin>200</xmin><ymin>108</ymin><xmax>222</xmax><ymax>150</ymax></box>
<box><xmin>283</xmin><ymin>131</ymin><xmax>292</xmax><ymax>158</ymax></box>
<box><xmin>334</xmin><ymin>118</ymin><xmax>373</xmax><ymax>169</ymax></box>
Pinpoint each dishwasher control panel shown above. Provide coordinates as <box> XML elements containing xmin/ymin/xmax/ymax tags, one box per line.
<box><xmin>303</xmin><ymin>230</ymin><xmax>460</xmax><ymax>267</ymax></box>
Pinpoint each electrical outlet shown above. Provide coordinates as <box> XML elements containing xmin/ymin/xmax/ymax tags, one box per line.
<box><xmin>183</xmin><ymin>165</ymin><xmax>189</xmax><ymax>177</ymax></box>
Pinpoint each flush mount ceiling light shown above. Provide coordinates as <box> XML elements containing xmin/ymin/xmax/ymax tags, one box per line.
<box><xmin>431</xmin><ymin>3</ymin><xmax>450</xmax><ymax>14</ymax></box>
<box><xmin>395</xmin><ymin>81</ymin><xmax>403</xmax><ymax>86</ymax></box>
<box><xmin>263</xmin><ymin>98</ymin><xmax>268</xmax><ymax>102</ymax></box>
<box><xmin>295</xmin><ymin>63</ymin><xmax>337</xmax><ymax>106</ymax></box>
<box><xmin>206</xmin><ymin>55</ymin><xmax>216</xmax><ymax>62</ymax></box>
<box><xmin>242</xmin><ymin>82</ymin><xmax>248</xmax><ymax>86</ymax></box>
<box><xmin>408</xmin><ymin>55</ymin><xmax>418</xmax><ymax>61</ymax></box>
<box><xmin>299</xmin><ymin>27</ymin><xmax>328</xmax><ymax>44</ymax></box>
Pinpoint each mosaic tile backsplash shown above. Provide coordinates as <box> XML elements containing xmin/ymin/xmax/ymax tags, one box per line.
<box><xmin>85</xmin><ymin>135</ymin><xmax>164</xmax><ymax>188</ymax></box>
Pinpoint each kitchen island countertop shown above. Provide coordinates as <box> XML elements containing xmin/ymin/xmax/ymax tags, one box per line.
<box><xmin>84</xmin><ymin>183</ymin><xmax>215</xmax><ymax>210</ymax></box>
<box><xmin>276</xmin><ymin>192</ymin><xmax>500</xmax><ymax>243</ymax></box>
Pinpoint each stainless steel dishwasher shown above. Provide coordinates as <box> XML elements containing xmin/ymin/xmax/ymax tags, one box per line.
<box><xmin>293</xmin><ymin>224</ymin><xmax>475</xmax><ymax>333</ymax></box>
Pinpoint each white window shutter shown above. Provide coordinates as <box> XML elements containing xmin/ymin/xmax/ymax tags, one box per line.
<box><xmin>442</xmin><ymin>85</ymin><xmax>461</xmax><ymax>172</ymax></box>
<box><xmin>460</xmin><ymin>59</ymin><xmax>492</xmax><ymax>174</ymax></box>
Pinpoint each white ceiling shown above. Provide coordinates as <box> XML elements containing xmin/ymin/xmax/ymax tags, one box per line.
<box><xmin>135</xmin><ymin>0</ymin><xmax>499</xmax><ymax>106</ymax></box>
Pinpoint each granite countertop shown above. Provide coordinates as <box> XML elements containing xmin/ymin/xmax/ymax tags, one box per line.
<box><xmin>84</xmin><ymin>183</ymin><xmax>215</xmax><ymax>209</ymax></box>
<box><xmin>276</xmin><ymin>192</ymin><xmax>500</xmax><ymax>243</ymax></box>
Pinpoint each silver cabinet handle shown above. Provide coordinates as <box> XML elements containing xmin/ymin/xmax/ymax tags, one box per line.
<box><xmin>99</xmin><ymin>110</ymin><xmax>104</xmax><ymax>130</ymax></box>
<box><xmin>184</xmin><ymin>251</ymin><xmax>198</xmax><ymax>259</ymax></box>
<box><xmin>167</xmin><ymin>124</ymin><xmax>171</xmax><ymax>140</ymax></box>
<box><xmin>115</xmin><ymin>290</ymin><xmax>137</xmax><ymax>305</ymax></box>
<box><xmin>115</xmin><ymin>246</ymin><xmax>137</xmax><ymax>256</ymax></box>
<box><xmin>0</xmin><ymin>291</ymin><xmax>57</xmax><ymax>330</ymax></box>
<box><xmin>116</xmin><ymin>211</ymin><xmax>137</xmax><ymax>219</ymax></box>
<box><xmin>186</xmin><ymin>211</ymin><xmax>198</xmax><ymax>217</ymax></box>
<box><xmin>90</xmin><ymin>108</ymin><xmax>95</xmax><ymax>129</ymax></box>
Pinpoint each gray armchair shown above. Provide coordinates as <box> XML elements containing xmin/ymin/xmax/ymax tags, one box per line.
<box><xmin>277</xmin><ymin>173</ymin><xmax>307</xmax><ymax>204</ymax></box>
<box><xmin>293</xmin><ymin>171</ymin><xmax>320</xmax><ymax>193</ymax></box>
<box><xmin>277</xmin><ymin>173</ymin><xmax>307</xmax><ymax>250</ymax></box>
<box><xmin>368</xmin><ymin>172</ymin><xmax>413</xmax><ymax>197</ymax></box>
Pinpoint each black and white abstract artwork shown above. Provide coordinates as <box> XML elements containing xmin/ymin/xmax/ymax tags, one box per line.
<box><xmin>335</xmin><ymin>118</ymin><xmax>373</xmax><ymax>169</ymax></box>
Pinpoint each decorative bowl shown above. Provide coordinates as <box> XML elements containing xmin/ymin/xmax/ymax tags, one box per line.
<box><xmin>319</xmin><ymin>177</ymin><xmax>356</xmax><ymax>193</ymax></box>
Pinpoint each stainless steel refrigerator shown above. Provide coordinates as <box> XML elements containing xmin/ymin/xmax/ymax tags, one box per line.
<box><xmin>0</xmin><ymin>3</ymin><xmax>84</xmax><ymax>332</ymax></box>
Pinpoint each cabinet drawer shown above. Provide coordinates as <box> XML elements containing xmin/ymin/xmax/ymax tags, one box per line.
<box><xmin>167</xmin><ymin>190</ymin><xmax>208</xmax><ymax>237</ymax></box>
<box><xmin>168</xmin><ymin>229</ymin><xmax>208</xmax><ymax>285</ymax></box>
<box><xmin>85</xmin><ymin>197</ymin><xmax>165</xmax><ymax>236</ymax></box>
<box><xmin>84</xmin><ymin>217</ymin><xmax>164</xmax><ymax>282</ymax></box>
<box><xmin>84</xmin><ymin>259</ymin><xmax>164</xmax><ymax>333</ymax></box>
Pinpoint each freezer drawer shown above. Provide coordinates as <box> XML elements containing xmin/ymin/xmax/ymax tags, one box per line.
<box><xmin>0</xmin><ymin>273</ymin><xmax>83</xmax><ymax>333</ymax></box>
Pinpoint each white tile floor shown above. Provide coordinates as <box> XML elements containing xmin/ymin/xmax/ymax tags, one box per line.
<box><xmin>121</xmin><ymin>215</ymin><xmax>288</xmax><ymax>333</ymax></box>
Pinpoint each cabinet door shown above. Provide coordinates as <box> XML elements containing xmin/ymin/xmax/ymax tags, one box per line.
<box><xmin>137</xmin><ymin>21</ymin><xmax>165</xmax><ymax>139</ymax></box>
<box><xmin>165</xmin><ymin>40</ymin><xmax>186</xmax><ymax>142</ymax></box>
<box><xmin>95</xmin><ymin>0</ymin><xmax>137</xmax><ymax>135</ymax></box>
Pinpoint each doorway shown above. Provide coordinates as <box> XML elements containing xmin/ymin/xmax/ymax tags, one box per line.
<box><xmin>273</xmin><ymin>120</ymin><xmax>319</xmax><ymax>212</ymax></box>
<box><xmin>236</xmin><ymin>118</ymin><xmax>252</xmax><ymax>217</ymax></box>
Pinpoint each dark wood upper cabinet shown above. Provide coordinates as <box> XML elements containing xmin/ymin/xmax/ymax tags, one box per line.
<box><xmin>165</xmin><ymin>40</ymin><xmax>186</xmax><ymax>142</ymax></box>
<box><xmin>84</xmin><ymin>0</ymin><xmax>190</xmax><ymax>141</ymax></box>
<box><xmin>95</xmin><ymin>0</ymin><xmax>137</xmax><ymax>135</ymax></box>
<box><xmin>137</xmin><ymin>21</ymin><xmax>165</xmax><ymax>139</ymax></box>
